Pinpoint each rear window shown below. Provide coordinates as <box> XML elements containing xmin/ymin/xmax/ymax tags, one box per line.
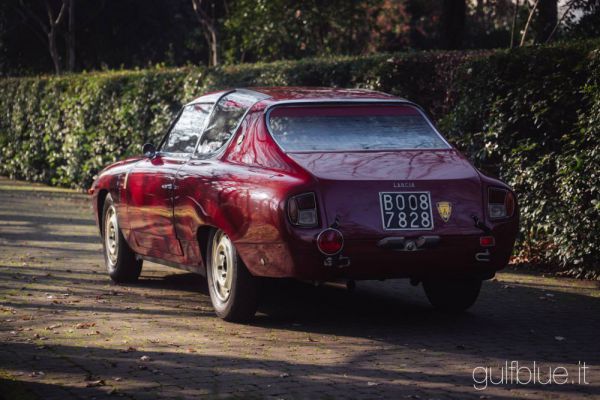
<box><xmin>268</xmin><ymin>104</ymin><xmax>449</xmax><ymax>152</ymax></box>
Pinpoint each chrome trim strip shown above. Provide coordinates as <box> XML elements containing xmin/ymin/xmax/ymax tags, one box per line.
<box><xmin>191</xmin><ymin>90</ymin><xmax>267</xmax><ymax>160</ymax></box>
<box><xmin>192</xmin><ymin>89</ymin><xmax>236</xmax><ymax>156</ymax></box>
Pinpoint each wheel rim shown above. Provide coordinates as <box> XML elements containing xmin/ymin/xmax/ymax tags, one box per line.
<box><xmin>104</xmin><ymin>205</ymin><xmax>119</xmax><ymax>267</ymax></box>
<box><xmin>211</xmin><ymin>232</ymin><xmax>234</xmax><ymax>303</ymax></box>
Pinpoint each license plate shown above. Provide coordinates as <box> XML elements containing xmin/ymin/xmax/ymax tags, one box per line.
<box><xmin>379</xmin><ymin>192</ymin><xmax>434</xmax><ymax>230</ymax></box>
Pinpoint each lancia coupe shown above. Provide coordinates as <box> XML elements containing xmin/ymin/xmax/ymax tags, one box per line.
<box><xmin>90</xmin><ymin>87</ymin><xmax>519</xmax><ymax>321</ymax></box>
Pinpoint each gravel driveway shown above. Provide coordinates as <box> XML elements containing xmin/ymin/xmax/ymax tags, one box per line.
<box><xmin>1</xmin><ymin>176</ymin><xmax>599</xmax><ymax>399</ymax></box>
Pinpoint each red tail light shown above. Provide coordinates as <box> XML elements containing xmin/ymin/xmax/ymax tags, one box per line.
<box><xmin>488</xmin><ymin>188</ymin><xmax>515</xmax><ymax>219</ymax></box>
<box><xmin>479</xmin><ymin>236</ymin><xmax>495</xmax><ymax>247</ymax></box>
<box><xmin>316</xmin><ymin>228</ymin><xmax>344</xmax><ymax>255</ymax></box>
<box><xmin>287</xmin><ymin>192</ymin><xmax>318</xmax><ymax>227</ymax></box>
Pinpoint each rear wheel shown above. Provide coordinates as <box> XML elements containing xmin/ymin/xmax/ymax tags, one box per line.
<box><xmin>206</xmin><ymin>229</ymin><xmax>258</xmax><ymax>322</ymax></box>
<box><xmin>102</xmin><ymin>194</ymin><xmax>142</xmax><ymax>283</ymax></box>
<box><xmin>423</xmin><ymin>278</ymin><xmax>482</xmax><ymax>312</ymax></box>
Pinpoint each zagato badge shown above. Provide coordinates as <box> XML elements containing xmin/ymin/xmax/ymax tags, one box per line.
<box><xmin>436</xmin><ymin>202</ymin><xmax>452</xmax><ymax>222</ymax></box>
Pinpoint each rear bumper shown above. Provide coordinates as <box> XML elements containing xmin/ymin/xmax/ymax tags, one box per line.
<box><xmin>237</xmin><ymin>233</ymin><xmax>514</xmax><ymax>281</ymax></box>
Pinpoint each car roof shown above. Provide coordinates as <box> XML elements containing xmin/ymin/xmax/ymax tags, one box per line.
<box><xmin>186</xmin><ymin>87</ymin><xmax>404</xmax><ymax>106</ymax></box>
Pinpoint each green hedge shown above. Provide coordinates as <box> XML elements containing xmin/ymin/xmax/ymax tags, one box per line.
<box><xmin>0</xmin><ymin>50</ymin><xmax>482</xmax><ymax>188</ymax></box>
<box><xmin>0</xmin><ymin>41</ymin><xmax>598</xmax><ymax>275</ymax></box>
<box><xmin>440</xmin><ymin>43</ymin><xmax>600</xmax><ymax>276</ymax></box>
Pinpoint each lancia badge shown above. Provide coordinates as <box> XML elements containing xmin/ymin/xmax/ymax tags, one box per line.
<box><xmin>436</xmin><ymin>202</ymin><xmax>452</xmax><ymax>222</ymax></box>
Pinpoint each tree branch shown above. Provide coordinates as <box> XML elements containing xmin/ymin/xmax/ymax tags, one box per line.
<box><xmin>520</xmin><ymin>0</ymin><xmax>540</xmax><ymax>46</ymax></box>
<box><xmin>18</xmin><ymin>0</ymin><xmax>49</xmax><ymax>34</ymax></box>
<box><xmin>545</xmin><ymin>0</ymin><xmax>576</xmax><ymax>43</ymax></box>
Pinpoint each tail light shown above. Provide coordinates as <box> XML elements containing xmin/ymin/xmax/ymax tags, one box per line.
<box><xmin>488</xmin><ymin>187</ymin><xmax>515</xmax><ymax>219</ymax></box>
<box><xmin>316</xmin><ymin>228</ymin><xmax>344</xmax><ymax>255</ymax></box>
<box><xmin>479</xmin><ymin>236</ymin><xmax>495</xmax><ymax>247</ymax></box>
<box><xmin>287</xmin><ymin>192</ymin><xmax>318</xmax><ymax>227</ymax></box>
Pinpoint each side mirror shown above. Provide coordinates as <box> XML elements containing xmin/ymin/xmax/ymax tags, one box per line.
<box><xmin>142</xmin><ymin>143</ymin><xmax>156</xmax><ymax>159</ymax></box>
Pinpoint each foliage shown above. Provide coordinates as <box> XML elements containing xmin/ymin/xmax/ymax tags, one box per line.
<box><xmin>440</xmin><ymin>40</ymin><xmax>600</xmax><ymax>276</ymax></box>
<box><xmin>0</xmin><ymin>40</ymin><xmax>599</xmax><ymax>275</ymax></box>
<box><xmin>3</xmin><ymin>1</ymin><xmax>600</xmax><ymax>76</ymax></box>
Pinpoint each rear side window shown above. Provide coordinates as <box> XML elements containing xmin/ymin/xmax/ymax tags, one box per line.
<box><xmin>162</xmin><ymin>103</ymin><xmax>212</xmax><ymax>154</ymax></box>
<box><xmin>196</xmin><ymin>92</ymin><xmax>256</xmax><ymax>155</ymax></box>
<box><xmin>268</xmin><ymin>104</ymin><xmax>449</xmax><ymax>152</ymax></box>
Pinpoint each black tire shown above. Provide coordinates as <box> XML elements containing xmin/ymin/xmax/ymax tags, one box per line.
<box><xmin>101</xmin><ymin>193</ymin><xmax>142</xmax><ymax>283</ymax></box>
<box><xmin>423</xmin><ymin>278</ymin><xmax>482</xmax><ymax>312</ymax></box>
<box><xmin>206</xmin><ymin>229</ymin><xmax>258</xmax><ymax>322</ymax></box>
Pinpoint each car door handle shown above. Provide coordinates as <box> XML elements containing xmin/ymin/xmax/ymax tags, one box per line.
<box><xmin>161</xmin><ymin>183</ymin><xmax>174</xmax><ymax>190</ymax></box>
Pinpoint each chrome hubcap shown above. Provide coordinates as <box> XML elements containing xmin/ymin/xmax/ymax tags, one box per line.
<box><xmin>104</xmin><ymin>205</ymin><xmax>119</xmax><ymax>267</ymax></box>
<box><xmin>211</xmin><ymin>232</ymin><xmax>233</xmax><ymax>303</ymax></box>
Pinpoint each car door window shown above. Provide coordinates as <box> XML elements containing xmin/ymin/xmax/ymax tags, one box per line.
<box><xmin>161</xmin><ymin>103</ymin><xmax>212</xmax><ymax>154</ymax></box>
<box><xmin>196</xmin><ymin>92</ymin><xmax>256</xmax><ymax>156</ymax></box>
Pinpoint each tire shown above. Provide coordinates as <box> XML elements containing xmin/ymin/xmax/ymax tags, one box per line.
<box><xmin>206</xmin><ymin>229</ymin><xmax>258</xmax><ymax>322</ymax></box>
<box><xmin>423</xmin><ymin>278</ymin><xmax>482</xmax><ymax>312</ymax></box>
<box><xmin>102</xmin><ymin>193</ymin><xmax>142</xmax><ymax>283</ymax></box>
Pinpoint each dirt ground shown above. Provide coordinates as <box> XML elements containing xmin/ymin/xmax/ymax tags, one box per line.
<box><xmin>0</xmin><ymin>176</ymin><xmax>599</xmax><ymax>399</ymax></box>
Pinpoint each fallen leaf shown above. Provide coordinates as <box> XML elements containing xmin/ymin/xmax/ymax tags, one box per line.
<box><xmin>75</xmin><ymin>322</ymin><xmax>96</xmax><ymax>329</ymax></box>
<box><xmin>85</xmin><ymin>380</ymin><xmax>105</xmax><ymax>387</ymax></box>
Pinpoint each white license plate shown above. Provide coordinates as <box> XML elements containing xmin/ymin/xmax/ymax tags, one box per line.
<box><xmin>379</xmin><ymin>192</ymin><xmax>434</xmax><ymax>230</ymax></box>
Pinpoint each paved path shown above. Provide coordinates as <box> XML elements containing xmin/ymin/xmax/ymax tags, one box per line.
<box><xmin>0</xmin><ymin>176</ymin><xmax>599</xmax><ymax>400</ymax></box>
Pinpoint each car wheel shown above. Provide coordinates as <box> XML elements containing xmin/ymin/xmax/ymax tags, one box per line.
<box><xmin>102</xmin><ymin>194</ymin><xmax>142</xmax><ymax>283</ymax></box>
<box><xmin>423</xmin><ymin>278</ymin><xmax>482</xmax><ymax>312</ymax></box>
<box><xmin>206</xmin><ymin>229</ymin><xmax>258</xmax><ymax>322</ymax></box>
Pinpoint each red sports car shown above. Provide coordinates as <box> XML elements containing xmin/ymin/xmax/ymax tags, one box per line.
<box><xmin>90</xmin><ymin>87</ymin><xmax>518</xmax><ymax>321</ymax></box>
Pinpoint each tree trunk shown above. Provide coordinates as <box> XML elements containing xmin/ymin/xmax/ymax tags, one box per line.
<box><xmin>66</xmin><ymin>0</ymin><xmax>75</xmax><ymax>72</ymax></box>
<box><xmin>510</xmin><ymin>0</ymin><xmax>520</xmax><ymax>48</ymax></box>
<box><xmin>535</xmin><ymin>0</ymin><xmax>558</xmax><ymax>42</ymax></box>
<box><xmin>208</xmin><ymin>24</ymin><xmax>218</xmax><ymax>67</ymax></box>
<box><xmin>520</xmin><ymin>0</ymin><xmax>540</xmax><ymax>46</ymax></box>
<box><xmin>191</xmin><ymin>0</ymin><xmax>219</xmax><ymax>67</ymax></box>
<box><xmin>440</xmin><ymin>0</ymin><xmax>466</xmax><ymax>49</ymax></box>
<box><xmin>48</xmin><ymin>27</ymin><xmax>61</xmax><ymax>75</ymax></box>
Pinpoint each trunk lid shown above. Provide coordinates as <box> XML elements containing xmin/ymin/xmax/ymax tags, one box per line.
<box><xmin>288</xmin><ymin>150</ymin><xmax>484</xmax><ymax>238</ymax></box>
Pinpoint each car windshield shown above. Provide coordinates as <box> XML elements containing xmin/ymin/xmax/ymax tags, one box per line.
<box><xmin>268</xmin><ymin>104</ymin><xmax>449</xmax><ymax>152</ymax></box>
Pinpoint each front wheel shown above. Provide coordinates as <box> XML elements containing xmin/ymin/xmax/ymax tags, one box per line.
<box><xmin>423</xmin><ymin>278</ymin><xmax>482</xmax><ymax>312</ymax></box>
<box><xmin>206</xmin><ymin>229</ymin><xmax>258</xmax><ymax>322</ymax></box>
<box><xmin>102</xmin><ymin>194</ymin><xmax>142</xmax><ymax>283</ymax></box>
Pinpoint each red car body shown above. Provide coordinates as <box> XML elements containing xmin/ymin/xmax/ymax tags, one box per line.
<box><xmin>91</xmin><ymin>87</ymin><xmax>518</xmax><ymax>286</ymax></box>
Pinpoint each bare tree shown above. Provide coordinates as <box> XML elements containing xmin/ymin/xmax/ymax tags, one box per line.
<box><xmin>17</xmin><ymin>0</ymin><xmax>71</xmax><ymax>74</ymax></box>
<box><xmin>191</xmin><ymin>0</ymin><xmax>219</xmax><ymax>66</ymax></box>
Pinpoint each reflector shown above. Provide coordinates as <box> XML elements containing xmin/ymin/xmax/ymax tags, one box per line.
<box><xmin>316</xmin><ymin>228</ymin><xmax>344</xmax><ymax>255</ymax></box>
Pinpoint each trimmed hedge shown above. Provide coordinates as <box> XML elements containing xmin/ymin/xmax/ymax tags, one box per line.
<box><xmin>440</xmin><ymin>43</ymin><xmax>600</xmax><ymax>276</ymax></box>
<box><xmin>0</xmin><ymin>41</ymin><xmax>598</xmax><ymax>275</ymax></box>
<box><xmin>0</xmin><ymin>50</ymin><xmax>482</xmax><ymax>188</ymax></box>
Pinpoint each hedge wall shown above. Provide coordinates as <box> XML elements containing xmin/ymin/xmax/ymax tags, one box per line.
<box><xmin>0</xmin><ymin>41</ymin><xmax>598</xmax><ymax>275</ymax></box>
<box><xmin>440</xmin><ymin>43</ymin><xmax>600</xmax><ymax>276</ymax></box>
